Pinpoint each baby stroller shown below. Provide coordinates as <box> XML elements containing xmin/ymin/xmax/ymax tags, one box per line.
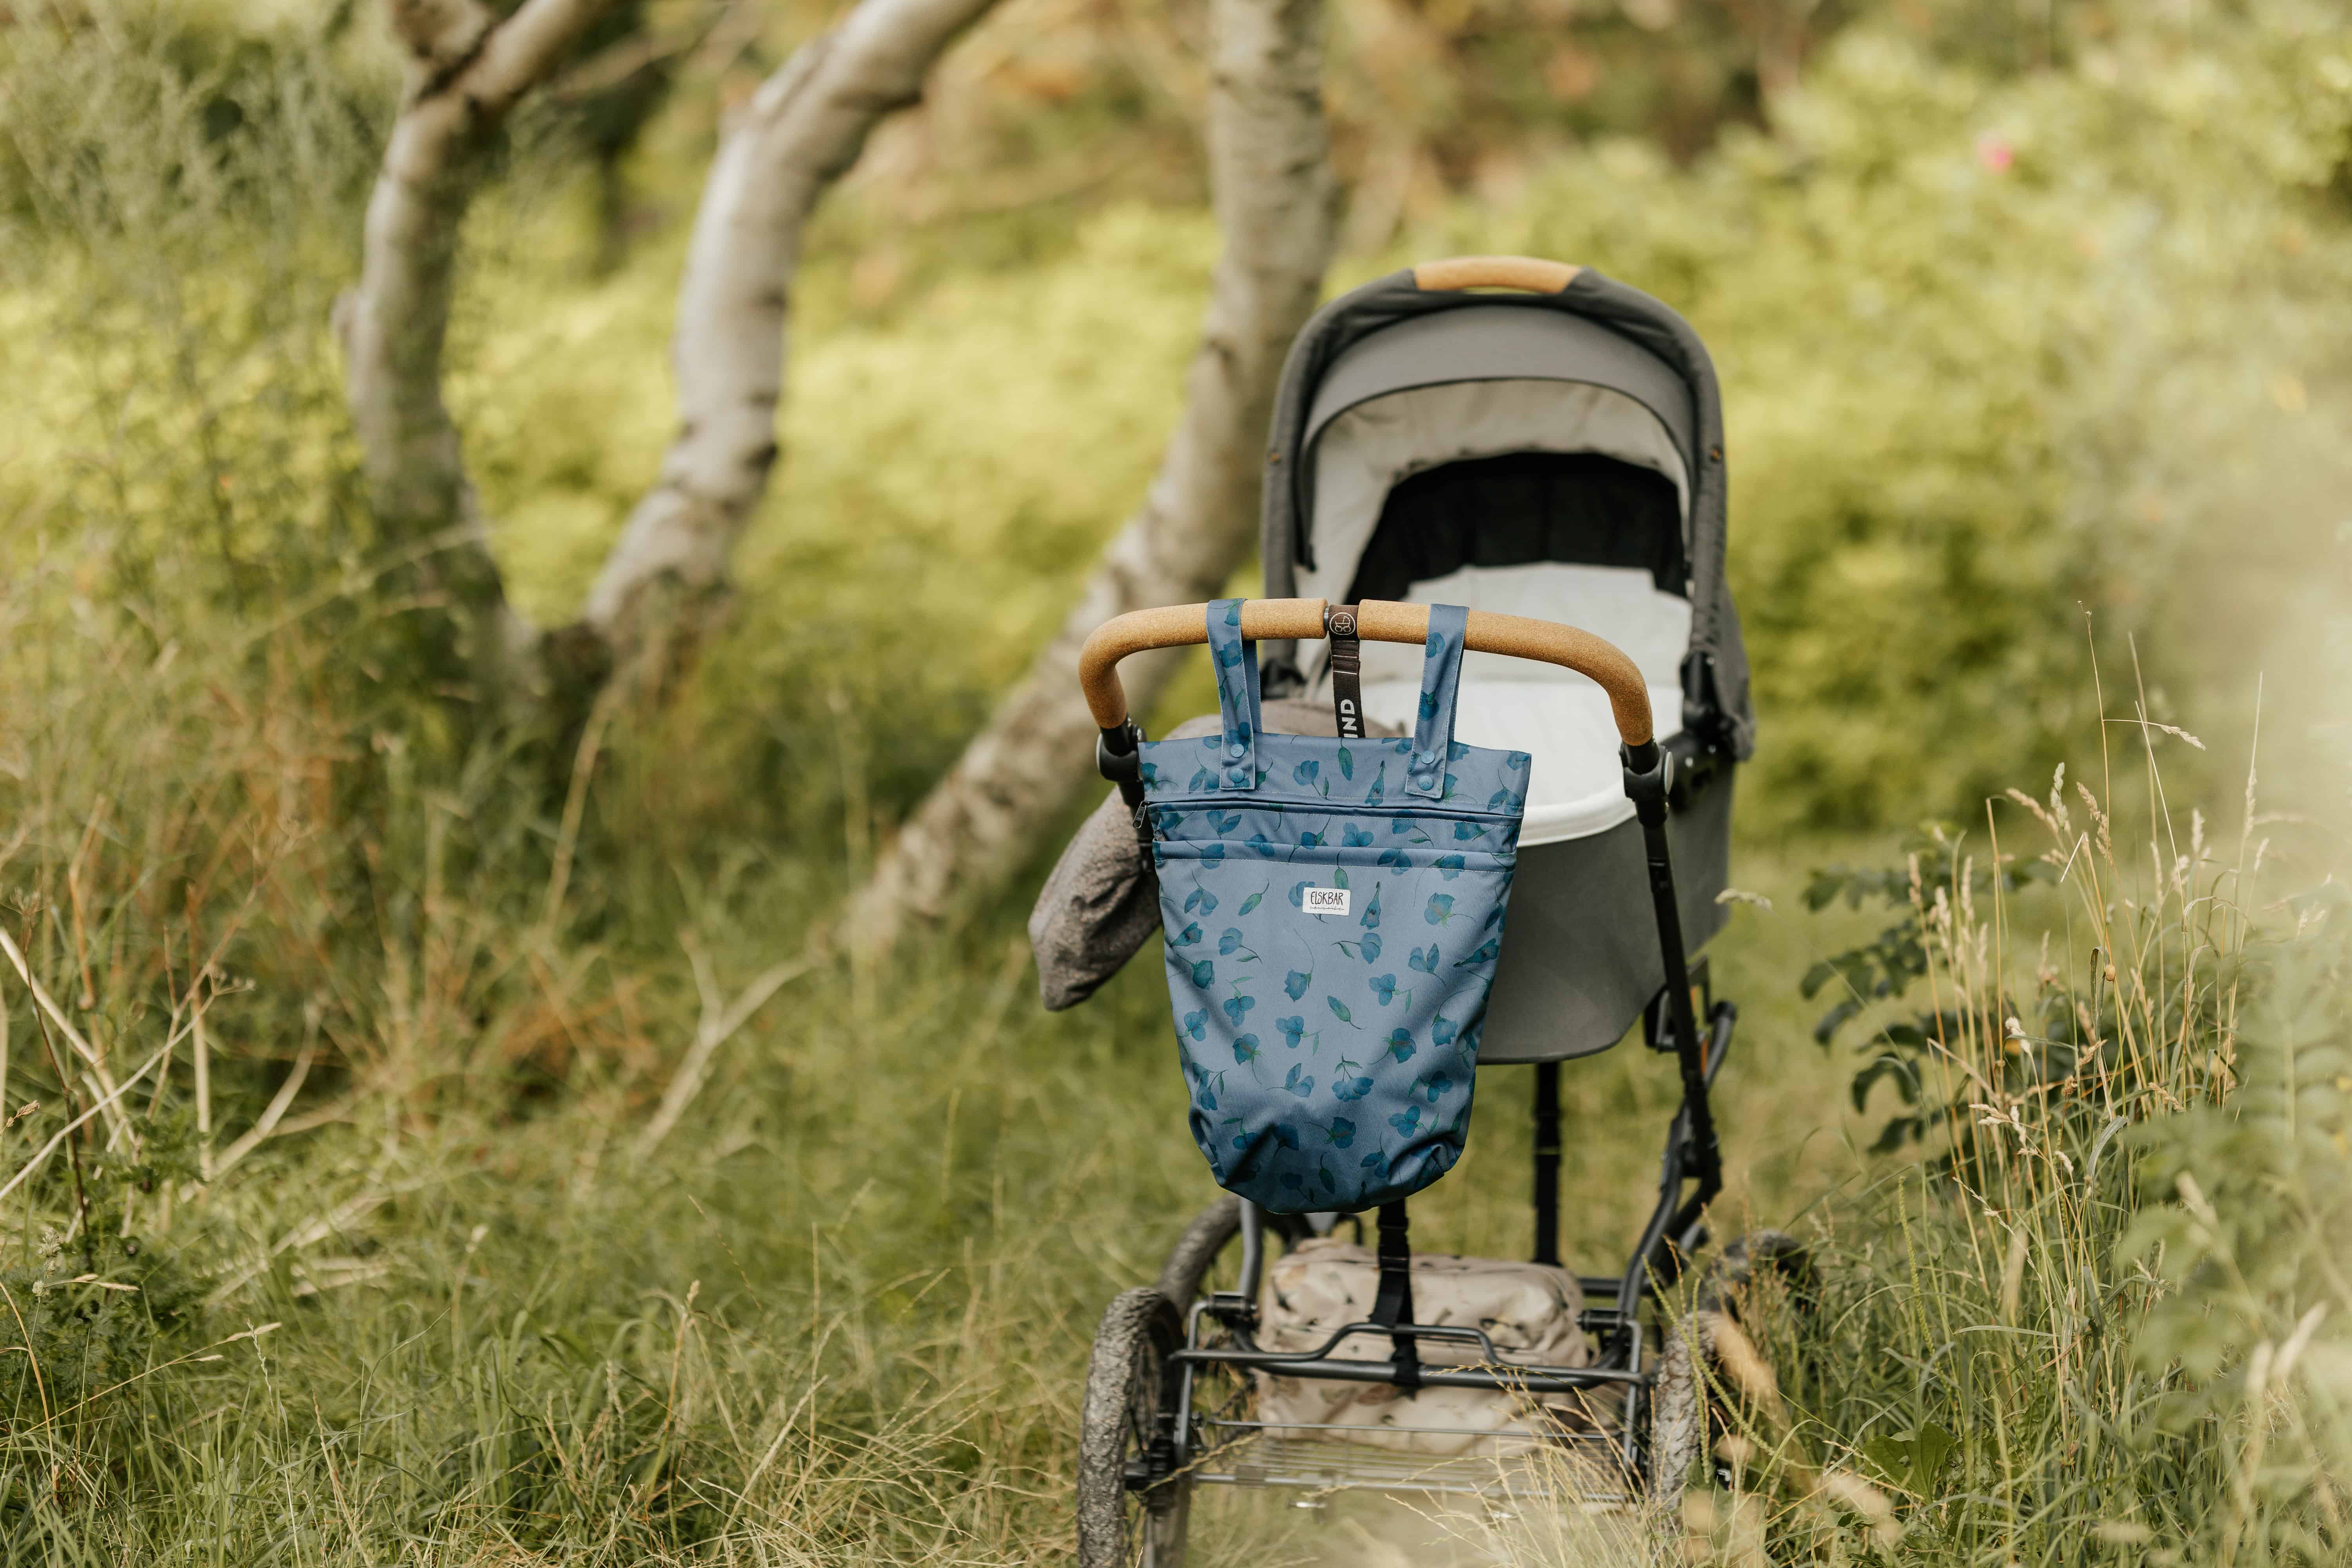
<box><xmin>1041</xmin><ymin>257</ymin><xmax>1796</xmax><ymax>1563</ymax></box>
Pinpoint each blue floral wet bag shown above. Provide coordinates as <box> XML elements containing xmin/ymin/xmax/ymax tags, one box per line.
<box><xmin>1138</xmin><ymin>601</ymin><xmax>1531</xmax><ymax>1215</ymax></box>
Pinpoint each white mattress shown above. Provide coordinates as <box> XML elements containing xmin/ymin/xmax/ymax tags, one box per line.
<box><xmin>1320</xmin><ymin>563</ymin><xmax>1691</xmax><ymax>846</ymax></box>
<box><xmin>1359</xmin><ymin>678</ymin><xmax>1683</xmax><ymax>844</ymax></box>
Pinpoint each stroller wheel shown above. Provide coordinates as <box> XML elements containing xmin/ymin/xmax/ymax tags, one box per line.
<box><xmin>1154</xmin><ymin>1196</ymin><xmax>1241</xmax><ymax>1307</ymax></box>
<box><xmin>1649</xmin><ymin>1231</ymin><xmax>1815</xmax><ymax>1515</ymax></box>
<box><xmin>1154</xmin><ymin>1195</ymin><xmax>1316</xmax><ymax>1308</ymax></box>
<box><xmin>1077</xmin><ymin>1287</ymin><xmax>1191</xmax><ymax>1568</ymax></box>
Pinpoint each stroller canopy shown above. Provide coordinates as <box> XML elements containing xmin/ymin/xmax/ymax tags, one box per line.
<box><xmin>1259</xmin><ymin>264</ymin><xmax>1753</xmax><ymax>847</ymax></box>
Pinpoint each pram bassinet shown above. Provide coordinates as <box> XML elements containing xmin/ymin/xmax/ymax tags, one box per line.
<box><xmin>1255</xmin><ymin>261</ymin><xmax>1755</xmax><ymax>1062</ymax></box>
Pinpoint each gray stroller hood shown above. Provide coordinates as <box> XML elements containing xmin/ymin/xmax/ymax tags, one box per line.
<box><xmin>1258</xmin><ymin>265</ymin><xmax>1753</xmax><ymax>764</ymax></box>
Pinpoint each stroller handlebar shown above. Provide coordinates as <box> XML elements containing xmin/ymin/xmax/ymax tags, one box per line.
<box><xmin>1078</xmin><ymin>598</ymin><xmax>1654</xmax><ymax>747</ymax></box>
<box><xmin>1411</xmin><ymin>255</ymin><xmax>1581</xmax><ymax>294</ymax></box>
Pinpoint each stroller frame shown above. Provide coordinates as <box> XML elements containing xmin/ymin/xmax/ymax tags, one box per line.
<box><xmin>1082</xmin><ymin>595</ymin><xmax>1733</xmax><ymax>1512</ymax></box>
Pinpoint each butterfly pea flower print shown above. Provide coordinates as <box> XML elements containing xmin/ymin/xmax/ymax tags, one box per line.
<box><xmin>1134</xmin><ymin>597</ymin><xmax>1528</xmax><ymax>1214</ymax></box>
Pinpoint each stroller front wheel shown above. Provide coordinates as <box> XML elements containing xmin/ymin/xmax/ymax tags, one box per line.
<box><xmin>1650</xmin><ymin>1230</ymin><xmax>1816</xmax><ymax>1513</ymax></box>
<box><xmin>1077</xmin><ymin>1287</ymin><xmax>1191</xmax><ymax>1568</ymax></box>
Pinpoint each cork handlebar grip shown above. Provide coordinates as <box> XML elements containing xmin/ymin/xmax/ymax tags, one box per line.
<box><xmin>1081</xmin><ymin>599</ymin><xmax>1330</xmax><ymax>728</ymax></box>
<box><xmin>1079</xmin><ymin>597</ymin><xmax>1653</xmax><ymax>747</ymax></box>
<box><xmin>1411</xmin><ymin>256</ymin><xmax>1582</xmax><ymax>294</ymax></box>
<box><xmin>1354</xmin><ymin>600</ymin><xmax>1653</xmax><ymax>747</ymax></box>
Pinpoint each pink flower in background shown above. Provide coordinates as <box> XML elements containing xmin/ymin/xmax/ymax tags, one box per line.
<box><xmin>1977</xmin><ymin>133</ymin><xmax>2015</xmax><ymax>172</ymax></box>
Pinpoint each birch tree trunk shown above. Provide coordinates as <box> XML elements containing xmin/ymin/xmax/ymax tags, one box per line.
<box><xmin>565</xmin><ymin>0</ymin><xmax>1006</xmax><ymax>693</ymax></box>
<box><xmin>846</xmin><ymin>0</ymin><xmax>1338</xmax><ymax>953</ymax></box>
<box><xmin>336</xmin><ymin>0</ymin><xmax>621</xmax><ymax>697</ymax></box>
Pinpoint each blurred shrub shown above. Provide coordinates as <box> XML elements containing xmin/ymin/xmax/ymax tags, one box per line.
<box><xmin>1428</xmin><ymin>9</ymin><xmax>2352</xmax><ymax>829</ymax></box>
<box><xmin>2122</xmin><ymin>887</ymin><xmax>2352</xmax><ymax>1547</ymax></box>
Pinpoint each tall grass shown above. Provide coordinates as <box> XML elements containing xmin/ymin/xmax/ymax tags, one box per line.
<box><xmin>1670</xmin><ymin>716</ymin><xmax>2352</xmax><ymax>1565</ymax></box>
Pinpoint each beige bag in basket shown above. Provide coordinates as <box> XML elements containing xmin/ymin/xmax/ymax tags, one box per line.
<box><xmin>1254</xmin><ymin>1236</ymin><xmax>1602</xmax><ymax>1457</ymax></box>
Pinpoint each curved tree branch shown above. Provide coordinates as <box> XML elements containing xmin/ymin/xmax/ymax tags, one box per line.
<box><xmin>563</xmin><ymin>0</ymin><xmax>1006</xmax><ymax>692</ymax></box>
<box><xmin>846</xmin><ymin>0</ymin><xmax>1338</xmax><ymax>953</ymax></box>
<box><xmin>336</xmin><ymin>0</ymin><xmax>621</xmax><ymax>694</ymax></box>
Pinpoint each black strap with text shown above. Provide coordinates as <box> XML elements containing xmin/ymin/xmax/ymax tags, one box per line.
<box><xmin>1328</xmin><ymin>604</ymin><xmax>1365</xmax><ymax>740</ymax></box>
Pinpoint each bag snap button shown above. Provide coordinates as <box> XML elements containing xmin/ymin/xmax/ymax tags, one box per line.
<box><xmin>1225</xmin><ymin>741</ymin><xmax>1247</xmax><ymax>761</ymax></box>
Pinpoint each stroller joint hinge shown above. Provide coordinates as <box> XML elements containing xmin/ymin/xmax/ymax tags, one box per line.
<box><xmin>1620</xmin><ymin>742</ymin><xmax>1671</xmax><ymax>825</ymax></box>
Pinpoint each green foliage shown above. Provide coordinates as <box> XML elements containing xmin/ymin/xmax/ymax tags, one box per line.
<box><xmin>1432</xmin><ymin>9</ymin><xmax>2352</xmax><ymax>829</ymax></box>
<box><xmin>1711</xmin><ymin>741</ymin><xmax>2343</xmax><ymax>1563</ymax></box>
<box><xmin>2</xmin><ymin>0</ymin><xmax>2350</xmax><ymax>1559</ymax></box>
<box><xmin>2117</xmin><ymin>888</ymin><xmax>2352</xmax><ymax>1548</ymax></box>
<box><xmin>1796</xmin><ymin>802</ymin><xmax>2236</xmax><ymax>1164</ymax></box>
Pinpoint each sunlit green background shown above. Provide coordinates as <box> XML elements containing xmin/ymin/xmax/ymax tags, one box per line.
<box><xmin>1</xmin><ymin>0</ymin><xmax>2348</xmax><ymax>1559</ymax></box>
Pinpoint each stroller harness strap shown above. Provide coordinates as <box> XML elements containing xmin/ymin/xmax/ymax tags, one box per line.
<box><xmin>1138</xmin><ymin>600</ymin><xmax>1531</xmax><ymax>1214</ymax></box>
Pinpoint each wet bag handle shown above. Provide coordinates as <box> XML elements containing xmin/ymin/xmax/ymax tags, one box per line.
<box><xmin>1204</xmin><ymin>599</ymin><xmax>1265</xmax><ymax>792</ymax></box>
<box><xmin>1080</xmin><ymin>597</ymin><xmax>1654</xmax><ymax>746</ymax></box>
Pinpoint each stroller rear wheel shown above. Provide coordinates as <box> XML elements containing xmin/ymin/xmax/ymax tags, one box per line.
<box><xmin>1077</xmin><ymin>1287</ymin><xmax>1191</xmax><ymax>1568</ymax></box>
<box><xmin>1650</xmin><ymin>1230</ymin><xmax>1815</xmax><ymax>1511</ymax></box>
<box><xmin>1152</xmin><ymin>1195</ymin><xmax>1317</xmax><ymax>1307</ymax></box>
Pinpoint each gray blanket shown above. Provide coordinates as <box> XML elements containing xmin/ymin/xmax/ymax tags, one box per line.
<box><xmin>1029</xmin><ymin>700</ymin><xmax>1404</xmax><ymax>1010</ymax></box>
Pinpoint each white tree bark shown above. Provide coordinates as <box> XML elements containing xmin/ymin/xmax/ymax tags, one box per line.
<box><xmin>336</xmin><ymin>0</ymin><xmax>621</xmax><ymax>691</ymax></box>
<box><xmin>570</xmin><ymin>0</ymin><xmax>1007</xmax><ymax>686</ymax></box>
<box><xmin>847</xmin><ymin>0</ymin><xmax>1338</xmax><ymax>953</ymax></box>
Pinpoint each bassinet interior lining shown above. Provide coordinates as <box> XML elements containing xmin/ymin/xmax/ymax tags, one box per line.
<box><xmin>1294</xmin><ymin>378</ymin><xmax>1693</xmax><ymax>847</ymax></box>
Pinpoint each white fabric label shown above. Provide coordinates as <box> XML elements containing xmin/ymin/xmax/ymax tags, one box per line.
<box><xmin>1301</xmin><ymin>886</ymin><xmax>1350</xmax><ymax>915</ymax></box>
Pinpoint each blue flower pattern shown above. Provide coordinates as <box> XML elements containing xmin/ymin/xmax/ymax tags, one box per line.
<box><xmin>1143</xmin><ymin>601</ymin><xmax>1529</xmax><ymax>1214</ymax></box>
